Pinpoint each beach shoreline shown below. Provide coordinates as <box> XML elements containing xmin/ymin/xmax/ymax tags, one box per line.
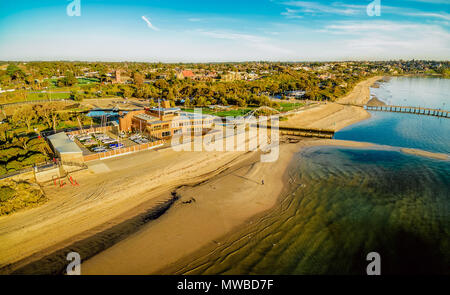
<box><xmin>78</xmin><ymin>76</ymin><xmax>385</xmax><ymax>274</ymax></box>
<box><xmin>280</xmin><ymin>76</ymin><xmax>383</xmax><ymax>132</ymax></box>
<box><xmin>2</xmin><ymin>74</ymin><xmax>432</xmax><ymax>275</ymax></box>
<box><xmin>80</xmin><ymin>139</ymin><xmax>380</xmax><ymax>275</ymax></box>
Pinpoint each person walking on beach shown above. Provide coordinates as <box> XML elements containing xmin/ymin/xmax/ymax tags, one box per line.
<box><xmin>261</xmin><ymin>180</ymin><xmax>264</xmax><ymax>185</ymax></box>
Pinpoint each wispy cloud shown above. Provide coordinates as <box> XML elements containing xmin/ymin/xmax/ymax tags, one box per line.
<box><xmin>405</xmin><ymin>0</ymin><xmax>450</xmax><ymax>4</ymax></box>
<box><xmin>315</xmin><ymin>20</ymin><xmax>450</xmax><ymax>60</ymax></box>
<box><xmin>281</xmin><ymin>1</ymin><xmax>359</xmax><ymax>16</ymax></box>
<box><xmin>141</xmin><ymin>16</ymin><xmax>159</xmax><ymax>31</ymax></box>
<box><xmin>281</xmin><ymin>8</ymin><xmax>303</xmax><ymax>19</ymax></box>
<box><xmin>403</xmin><ymin>12</ymin><xmax>450</xmax><ymax>21</ymax></box>
<box><xmin>200</xmin><ymin>31</ymin><xmax>266</xmax><ymax>43</ymax></box>
<box><xmin>188</xmin><ymin>18</ymin><xmax>202</xmax><ymax>22</ymax></box>
<box><xmin>198</xmin><ymin>30</ymin><xmax>292</xmax><ymax>55</ymax></box>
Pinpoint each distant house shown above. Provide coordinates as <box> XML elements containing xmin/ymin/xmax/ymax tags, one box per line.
<box><xmin>284</xmin><ymin>90</ymin><xmax>306</xmax><ymax>99</ymax></box>
<box><xmin>177</xmin><ymin>70</ymin><xmax>195</xmax><ymax>80</ymax></box>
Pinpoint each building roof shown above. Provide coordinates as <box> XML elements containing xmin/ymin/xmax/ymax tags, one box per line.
<box><xmin>180</xmin><ymin>112</ymin><xmax>213</xmax><ymax>118</ymax></box>
<box><xmin>135</xmin><ymin>113</ymin><xmax>159</xmax><ymax>122</ymax></box>
<box><xmin>150</xmin><ymin>107</ymin><xmax>181</xmax><ymax>113</ymax></box>
<box><xmin>47</xmin><ymin>132</ymin><xmax>83</xmax><ymax>154</ymax></box>
<box><xmin>182</xmin><ymin>70</ymin><xmax>195</xmax><ymax>77</ymax></box>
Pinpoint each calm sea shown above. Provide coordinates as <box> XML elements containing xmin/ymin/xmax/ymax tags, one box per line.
<box><xmin>335</xmin><ymin>77</ymin><xmax>450</xmax><ymax>154</ymax></box>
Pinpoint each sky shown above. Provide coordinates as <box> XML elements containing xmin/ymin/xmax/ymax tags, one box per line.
<box><xmin>0</xmin><ymin>0</ymin><xmax>449</xmax><ymax>62</ymax></box>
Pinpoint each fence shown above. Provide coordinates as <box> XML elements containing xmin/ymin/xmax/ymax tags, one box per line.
<box><xmin>0</xmin><ymin>99</ymin><xmax>72</xmax><ymax>108</ymax></box>
<box><xmin>83</xmin><ymin>140</ymin><xmax>164</xmax><ymax>162</ymax></box>
<box><xmin>0</xmin><ymin>161</ymin><xmax>58</xmax><ymax>180</ymax></box>
<box><xmin>66</xmin><ymin>125</ymin><xmax>114</xmax><ymax>136</ymax></box>
<box><xmin>60</xmin><ymin>161</ymin><xmax>88</xmax><ymax>169</ymax></box>
<box><xmin>41</xmin><ymin>123</ymin><xmax>116</xmax><ymax>137</ymax></box>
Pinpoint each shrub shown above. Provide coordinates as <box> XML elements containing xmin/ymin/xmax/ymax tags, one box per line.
<box><xmin>0</xmin><ymin>186</ymin><xmax>15</xmax><ymax>202</ymax></box>
<box><xmin>0</xmin><ymin>181</ymin><xmax>47</xmax><ymax>215</ymax></box>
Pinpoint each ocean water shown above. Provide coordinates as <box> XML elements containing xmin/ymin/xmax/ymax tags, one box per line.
<box><xmin>335</xmin><ymin>77</ymin><xmax>450</xmax><ymax>154</ymax></box>
<box><xmin>178</xmin><ymin>147</ymin><xmax>450</xmax><ymax>275</ymax></box>
<box><xmin>370</xmin><ymin>76</ymin><xmax>450</xmax><ymax>109</ymax></box>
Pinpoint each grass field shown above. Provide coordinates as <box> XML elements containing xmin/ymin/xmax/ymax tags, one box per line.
<box><xmin>47</xmin><ymin>77</ymin><xmax>100</xmax><ymax>88</ymax></box>
<box><xmin>26</xmin><ymin>92</ymin><xmax>71</xmax><ymax>101</ymax></box>
<box><xmin>276</xmin><ymin>102</ymin><xmax>305</xmax><ymax>112</ymax></box>
<box><xmin>183</xmin><ymin>102</ymin><xmax>304</xmax><ymax>117</ymax></box>
<box><xmin>183</xmin><ymin>108</ymin><xmax>254</xmax><ymax>117</ymax></box>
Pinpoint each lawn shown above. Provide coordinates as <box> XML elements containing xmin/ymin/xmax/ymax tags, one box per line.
<box><xmin>183</xmin><ymin>107</ymin><xmax>255</xmax><ymax>117</ymax></box>
<box><xmin>183</xmin><ymin>103</ymin><xmax>304</xmax><ymax>116</ymax></box>
<box><xmin>26</xmin><ymin>91</ymin><xmax>71</xmax><ymax>101</ymax></box>
<box><xmin>46</xmin><ymin>77</ymin><xmax>99</xmax><ymax>88</ymax></box>
<box><xmin>276</xmin><ymin>102</ymin><xmax>305</xmax><ymax>112</ymax></box>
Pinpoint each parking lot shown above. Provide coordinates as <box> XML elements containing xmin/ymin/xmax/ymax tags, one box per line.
<box><xmin>70</xmin><ymin>132</ymin><xmax>158</xmax><ymax>155</ymax></box>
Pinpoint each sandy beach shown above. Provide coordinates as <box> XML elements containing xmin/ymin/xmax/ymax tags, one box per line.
<box><xmin>280</xmin><ymin>76</ymin><xmax>383</xmax><ymax>132</ymax></box>
<box><xmin>79</xmin><ymin>73</ymin><xmax>385</xmax><ymax>274</ymax></box>
<box><xmin>80</xmin><ymin>139</ymin><xmax>379</xmax><ymax>275</ymax></box>
<box><xmin>401</xmin><ymin>148</ymin><xmax>449</xmax><ymax>160</ymax></box>
<box><xmin>338</xmin><ymin>76</ymin><xmax>383</xmax><ymax>106</ymax></box>
<box><xmin>0</xmin><ymin>75</ymin><xmax>416</xmax><ymax>275</ymax></box>
<box><xmin>0</xmin><ymin>148</ymin><xmax>251</xmax><ymax>273</ymax></box>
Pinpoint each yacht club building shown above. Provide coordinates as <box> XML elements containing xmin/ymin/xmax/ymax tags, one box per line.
<box><xmin>119</xmin><ymin>101</ymin><xmax>214</xmax><ymax>139</ymax></box>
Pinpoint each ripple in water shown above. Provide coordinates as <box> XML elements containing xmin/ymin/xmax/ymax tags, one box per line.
<box><xmin>176</xmin><ymin>147</ymin><xmax>450</xmax><ymax>275</ymax></box>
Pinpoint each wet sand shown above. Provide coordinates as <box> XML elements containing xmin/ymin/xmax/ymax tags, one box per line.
<box><xmin>81</xmin><ymin>139</ymin><xmax>377</xmax><ymax>275</ymax></box>
<box><xmin>401</xmin><ymin>148</ymin><xmax>449</xmax><ymax>161</ymax></box>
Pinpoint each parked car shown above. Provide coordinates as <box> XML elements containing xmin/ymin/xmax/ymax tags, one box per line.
<box><xmin>109</xmin><ymin>143</ymin><xmax>124</xmax><ymax>149</ymax></box>
<box><xmin>93</xmin><ymin>147</ymin><xmax>108</xmax><ymax>153</ymax></box>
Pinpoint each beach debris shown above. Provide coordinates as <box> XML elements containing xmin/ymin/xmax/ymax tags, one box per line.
<box><xmin>182</xmin><ymin>197</ymin><xmax>196</xmax><ymax>204</ymax></box>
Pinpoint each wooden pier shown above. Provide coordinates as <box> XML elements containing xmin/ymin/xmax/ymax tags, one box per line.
<box><xmin>364</xmin><ymin>105</ymin><xmax>449</xmax><ymax>118</ymax></box>
<box><xmin>278</xmin><ymin>126</ymin><xmax>335</xmax><ymax>139</ymax></box>
<box><xmin>253</xmin><ymin>124</ymin><xmax>335</xmax><ymax>139</ymax></box>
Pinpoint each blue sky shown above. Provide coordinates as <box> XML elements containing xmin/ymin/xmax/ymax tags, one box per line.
<box><xmin>0</xmin><ymin>0</ymin><xmax>449</xmax><ymax>61</ymax></box>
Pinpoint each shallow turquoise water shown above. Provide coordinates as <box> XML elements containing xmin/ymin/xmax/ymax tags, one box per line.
<box><xmin>179</xmin><ymin>147</ymin><xmax>450</xmax><ymax>275</ymax></box>
<box><xmin>335</xmin><ymin>77</ymin><xmax>450</xmax><ymax>154</ymax></box>
<box><xmin>336</xmin><ymin>112</ymin><xmax>450</xmax><ymax>154</ymax></box>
